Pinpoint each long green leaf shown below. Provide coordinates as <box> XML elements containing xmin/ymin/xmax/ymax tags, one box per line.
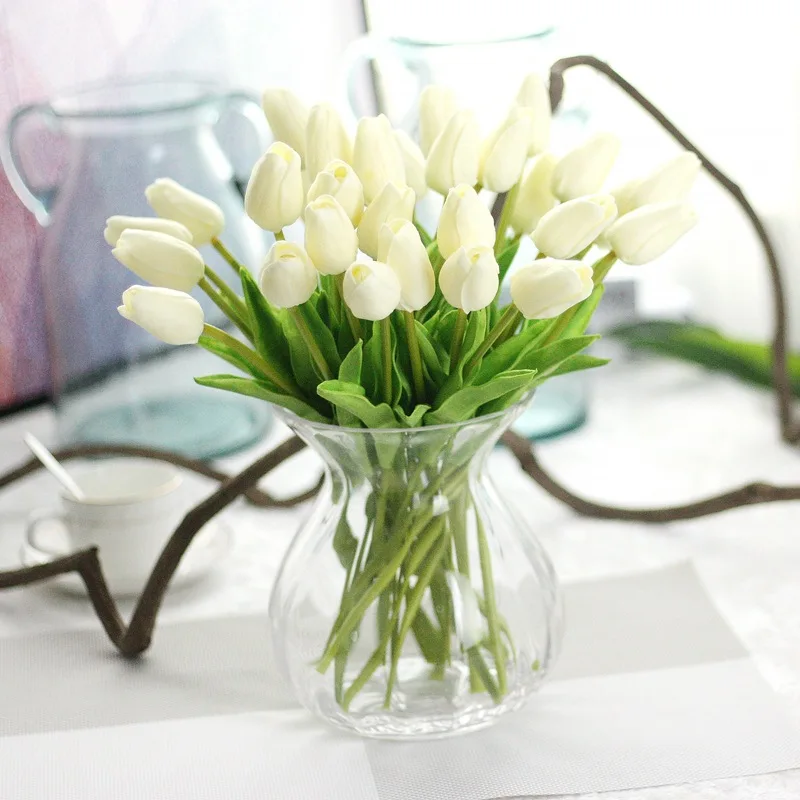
<box><xmin>549</xmin><ymin>353</ymin><xmax>610</xmax><ymax>378</ymax></box>
<box><xmin>497</xmin><ymin>237</ymin><xmax>521</xmax><ymax>282</ymax></box>
<box><xmin>239</xmin><ymin>269</ymin><xmax>292</xmax><ymax>374</ymax></box>
<box><xmin>414</xmin><ymin>320</ymin><xmax>447</xmax><ymax>386</ymax></box>
<box><xmin>335</xmin><ymin>341</ymin><xmax>364</xmax><ymax>427</ymax></box>
<box><xmin>317</xmin><ymin>380</ymin><xmax>398</xmax><ymax>428</ymax></box>
<box><xmin>563</xmin><ymin>284</ymin><xmax>605</xmax><ymax>338</ymax></box>
<box><xmin>301</xmin><ymin>302</ymin><xmax>342</xmax><ymax>374</ymax></box>
<box><xmin>197</xmin><ymin>334</ymin><xmax>261</xmax><ymax>379</ymax></box>
<box><xmin>472</xmin><ymin>318</ymin><xmax>549</xmax><ymax>384</ymax></box>
<box><xmin>514</xmin><ymin>335</ymin><xmax>599</xmax><ymax>376</ymax></box>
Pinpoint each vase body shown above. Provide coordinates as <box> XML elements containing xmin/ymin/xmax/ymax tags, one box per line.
<box><xmin>269</xmin><ymin>404</ymin><xmax>563</xmax><ymax>739</ymax></box>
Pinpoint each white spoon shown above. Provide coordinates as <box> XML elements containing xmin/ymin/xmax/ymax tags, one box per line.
<box><xmin>23</xmin><ymin>433</ymin><xmax>86</xmax><ymax>501</ymax></box>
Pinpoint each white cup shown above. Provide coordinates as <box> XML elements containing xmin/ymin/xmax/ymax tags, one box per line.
<box><xmin>25</xmin><ymin>458</ymin><xmax>185</xmax><ymax>594</ymax></box>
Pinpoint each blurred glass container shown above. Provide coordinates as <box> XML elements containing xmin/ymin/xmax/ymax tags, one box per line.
<box><xmin>1</xmin><ymin>77</ymin><xmax>271</xmax><ymax>458</ymax></box>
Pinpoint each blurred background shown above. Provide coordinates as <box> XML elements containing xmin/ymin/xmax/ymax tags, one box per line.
<box><xmin>1</xmin><ymin>0</ymin><xmax>798</xmax><ymax>444</ymax></box>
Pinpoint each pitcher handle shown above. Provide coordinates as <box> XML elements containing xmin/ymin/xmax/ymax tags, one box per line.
<box><xmin>0</xmin><ymin>103</ymin><xmax>55</xmax><ymax>226</ymax></box>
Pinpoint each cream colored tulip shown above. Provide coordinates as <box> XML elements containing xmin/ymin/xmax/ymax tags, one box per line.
<box><xmin>394</xmin><ymin>130</ymin><xmax>427</xmax><ymax>197</ymax></box>
<box><xmin>306</xmin><ymin>160</ymin><xmax>365</xmax><ymax>225</ymax></box>
<box><xmin>532</xmin><ymin>194</ymin><xmax>617</xmax><ymax>259</ymax></box>
<box><xmin>439</xmin><ymin>246</ymin><xmax>499</xmax><ymax>312</ymax></box>
<box><xmin>480</xmin><ymin>106</ymin><xmax>534</xmax><ymax>193</ymax></box>
<box><xmin>419</xmin><ymin>84</ymin><xmax>459</xmax><ymax>156</ymax></box>
<box><xmin>425</xmin><ymin>110</ymin><xmax>481</xmax><ymax>195</ymax></box>
<box><xmin>377</xmin><ymin>219</ymin><xmax>435</xmax><ymax>311</ymax></box>
<box><xmin>515</xmin><ymin>73</ymin><xmax>551</xmax><ymax>155</ymax></box>
<box><xmin>342</xmin><ymin>260</ymin><xmax>401</xmax><ymax>321</ymax></box>
<box><xmin>305</xmin><ymin>103</ymin><xmax>353</xmax><ymax>183</ymax></box>
<box><xmin>510</xmin><ymin>258</ymin><xmax>594</xmax><ymax>319</ymax></box>
<box><xmin>118</xmin><ymin>285</ymin><xmax>204</xmax><ymax>345</ymax></box>
<box><xmin>104</xmin><ymin>216</ymin><xmax>192</xmax><ymax>247</ymax></box>
<box><xmin>244</xmin><ymin>142</ymin><xmax>304</xmax><ymax>233</ymax></box>
<box><xmin>510</xmin><ymin>153</ymin><xmax>558</xmax><ymax>234</ymax></box>
<box><xmin>259</xmin><ymin>241</ymin><xmax>318</xmax><ymax>308</ymax></box>
<box><xmin>352</xmin><ymin>114</ymin><xmax>406</xmax><ymax>203</ymax></box>
<box><xmin>436</xmin><ymin>184</ymin><xmax>496</xmax><ymax>259</ymax></box>
<box><xmin>144</xmin><ymin>178</ymin><xmax>225</xmax><ymax>246</ymax></box>
<box><xmin>551</xmin><ymin>132</ymin><xmax>621</xmax><ymax>201</ymax></box>
<box><xmin>613</xmin><ymin>152</ymin><xmax>701</xmax><ymax>217</ymax></box>
<box><xmin>261</xmin><ymin>88</ymin><xmax>309</xmax><ymax>160</ymax></box>
<box><xmin>112</xmin><ymin>229</ymin><xmax>205</xmax><ymax>292</ymax></box>
<box><xmin>606</xmin><ymin>202</ymin><xmax>698</xmax><ymax>265</ymax></box>
<box><xmin>304</xmin><ymin>195</ymin><xmax>358</xmax><ymax>275</ymax></box>
<box><xmin>356</xmin><ymin>182</ymin><xmax>415</xmax><ymax>258</ymax></box>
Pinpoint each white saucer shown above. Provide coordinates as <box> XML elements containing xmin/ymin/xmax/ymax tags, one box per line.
<box><xmin>19</xmin><ymin>519</ymin><xmax>234</xmax><ymax>598</ymax></box>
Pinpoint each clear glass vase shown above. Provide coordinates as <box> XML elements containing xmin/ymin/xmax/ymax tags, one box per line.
<box><xmin>268</xmin><ymin>402</ymin><xmax>563</xmax><ymax>739</ymax></box>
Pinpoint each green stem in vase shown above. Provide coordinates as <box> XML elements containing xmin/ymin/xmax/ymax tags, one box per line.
<box><xmin>449</xmin><ymin>309</ymin><xmax>468</xmax><ymax>373</ymax></box>
<box><xmin>404</xmin><ymin>310</ymin><xmax>426</xmax><ymax>404</ymax></box>
<box><xmin>289</xmin><ymin>306</ymin><xmax>333</xmax><ymax>381</ymax></box>
<box><xmin>475</xmin><ymin>511</ymin><xmax>507</xmax><ymax>695</ymax></box>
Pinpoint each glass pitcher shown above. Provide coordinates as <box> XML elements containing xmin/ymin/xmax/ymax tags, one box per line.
<box><xmin>1</xmin><ymin>77</ymin><xmax>271</xmax><ymax>458</ymax></box>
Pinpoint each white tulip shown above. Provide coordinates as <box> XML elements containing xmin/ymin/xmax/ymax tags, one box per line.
<box><xmin>425</xmin><ymin>110</ymin><xmax>481</xmax><ymax>195</ymax></box>
<box><xmin>342</xmin><ymin>260</ymin><xmax>401</xmax><ymax>321</ymax></box>
<box><xmin>515</xmin><ymin>73</ymin><xmax>551</xmax><ymax>155</ymax></box>
<box><xmin>510</xmin><ymin>153</ymin><xmax>558</xmax><ymax>234</ymax></box>
<box><xmin>306</xmin><ymin>159</ymin><xmax>365</xmax><ymax>225</ymax></box>
<box><xmin>613</xmin><ymin>152</ymin><xmax>701</xmax><ymax>217</ymax></box>
<box><xmin>352</xmin><ymin>114</ymin><xmax>406</xmax><ymax>203</ymax></box>
<box><xmin>261</xmin><ymin>88</ymin><xmax>309</xmax><ymax>160</ymax></box>
<box><xmin>436</xmin><ymin>184</ymin><xmax>496</xmax><ymax>259</ymax></box>
<box><xmin>259</xmin><ymin>241</ymin><xmax>318</xmax><ymax>308</ymax></box>
<box><xmin>112</xmin><ymin>229</ymin><xmax>205</xmax><ymax>292</ymax></box>
<box><xmin>551</xmin><ymin>132</ymin><xmax>621</xmax><ymax>201</ymax></box>
<box><xmin>144</xmin><ymin>178</ymin><xmax>225</xmax><ymax>246</ymax></box>
<box><xmin>510</xmin><ymin>258</ymin><xmax>594</xmax><ymax>319</ymax></box>
<box><xmin>606</xmin><ymin>202</ymin><xmax>698</xmax><ymax>265</ymax></box>
<box><xmin>305</xmin><ymin>103</ymin><xmax>353</xmax><ymax>184</ymax></box>
<box><xmin>304</xmin><ymin>195</ymin><xmax>358</xmax><ymax>275</ymax></box>
<box><xmin>439</xmin><ymin>246</ymin><xmax>499</xmax><ymax>312</ymax></box>
<box><xmin>394</xmin><ymin>130</ymin><xmax>427</xmax><ymax>197</ymax></box>
<box><xmin>532</xmin><ymin>194</ymin><xmax>617</xmax><ymax>259</ymax></box>
<box><xmin>419</xmin><ymin>84</ymin><xmax>459</xmax><ymax>156</ymax></box>
<box><xmin>480</xmin><ymin>105</ymin><xmax>534</xmax><ymax>193</ymax></box>
<box><xmin>356</xmin><ymin>182</ymin><xmax>415</xmax><ymax>258</ymax></box>
<box><xmin>377</xmin><ymin>219</ymin><xmax>435</xmax><ymax>312</ymax></box>
<box><xmin>104</xmin><ymin>216</ymin><xmax>192</xmax><ymax>247</ymax></box>
<box><xmin>244</xmin><ymin>142</ymin><xmax>304</xmax><ymax>233</ymax></box>
<box><xmin>118</xmin><ymin>285</ymin><xmax>204</xmax><ymax>345</ymax></box>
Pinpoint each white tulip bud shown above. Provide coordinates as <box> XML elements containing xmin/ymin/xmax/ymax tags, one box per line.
<box><xmin>342</xmin><ymin>260</ymin><xmax>401</xmax><ymax>321</ymax></box>
<box><xmin>261</xmin><ymin>88</ymin><xmax>309</xmax><ymax>160</ymax></box>
<box><xmin>480</xmin><ymin>106</ymin><xmax>534</xmax><ymax>193</ymax></box>
<box><xmin>307</xmin><ymin>160</ymin><xmax>365</xmax><ymax>226</ymax></box>
<box><xmin>352</xmin><ymin>114</ymin><xmax>406</xmax><ymax>203</ymax></box>
<box><xmin>259</xmin><ymin>241</ymin><xmax>318</xmax><ymax>308</ymax></box>
<box><xmin>304</xmin><ymin>195</ymin><xmax>358</xmax><ymax>275</ymax></box>
<box><xmin>510</xmin><ymin>258</ymin><xmax>594</xmax><ymax>320</ymax></box>
<box><xmin>357</xmin><ymin>182</ymin><xmax>415</xmax><ymax>258</ymax></box>
<box><xmin>510</xmin><ymin>153</ymin><xmax>558</xmax><ymax>234</ymax></box>
<box><xmin>439</xmin><ymin>246</ymin><xmax>499</xmax><ymax>312</ymax></box>
<box><xmin>104</xmin><ymin>216</ymin><xmax>192</xmax><ymax>247</ymax></box>
<box><xmin>394</xmin><ymin>130</ymin><xmax>427</xmax><ymax>197</ymax></box>
<box><xmin>606</xmin><ymin>202</ymin><xmax>698</xmax><ymax>265</ymax></box>
<box><xmin>112</xmin><ymin>230</ymin><xmax>205</xmax><ymax>292</ymax></box>
<box><xmin>244</xmin><ymin>142</ymin><xmax>304</xmax><ymax>233</ymax></box>
<box><xmin>551</xmin><ymin>132</ymin><xmax>621</xmax><ymax>201</ymax></box>
<box><xmin>305</xmin><ymin>103</ymin><xmax>353</xmax><ymax>184</ymax></box>
<box><xmin>426</xmin><ymin>110</ymin><xmax>481</xmax><ymax>195</ymax></box>
<box><xmin>118</xmin><ymin>285</ymin><xmax>204</xmax><ymax>345</ymax></box>
<box><xmin>419</xmin><ymin>84</ymin><xmax>459</xmax><ymax>156</ymax></box>
<box><xmin>613</xmin><ymin>152</ymin><xmax>701</xmax><ymax>217</ymax></box>
<box><xmin>144</xmin><ymin>178</ymin><xmax>225</xmax><ymax>246</ymax></box>
<box><xmin>436</xmin><ymin>184</ymin><xmax>496</xmax><ymax>259</ymax></box>
<box><xmin>515</xmin><ymin>73</ymin><xmax>551</xmax><ymax>156</ymax></box>
<box><xmin>377</xmin><ymin>219</ymin><xmax>435</xmax><ymax>312</ymax></box>
<box><xmin>532</xmin><ymin>194</ymin><xmax>617</xmax><ymax>259</ymax></box>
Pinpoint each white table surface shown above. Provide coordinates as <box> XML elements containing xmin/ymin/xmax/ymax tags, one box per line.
<box><xmin>2</xmin><ymin>355</ymin><xmax>800</xmax><ymax>799</ymax></box>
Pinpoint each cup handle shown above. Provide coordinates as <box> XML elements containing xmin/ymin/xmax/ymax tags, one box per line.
<box><xmin>25</xmin><ymin>508</ymin><xmax>68</xmax><ymax>559</ymax></box>
<box><xmin>0</xmin><ymin>103</ymin><xmax>57</xmax><ymax>226</ymax></box>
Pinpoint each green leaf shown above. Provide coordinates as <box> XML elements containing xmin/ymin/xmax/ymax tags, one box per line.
<box><xmin>514</xmin><ymin>335</ymin><xmax>599</xmax><ymax>378</ymax></box>
<box><xmin>415</xmin><ymin>220</ymin><xmax>433</xmax><ymax>248</ymax></box>
<box><xmin>284</xmin><ymin>317</ymin><xmax>320</xmax><ymax>396</ymax></box>
<box><xmin>197</xmin><ymin>334</ymin><xmax>261</xmax><ymax>378</ymax></box>
<box><xmin>334</xmin><ymin>342</ymin><xmax>364</xmax><ymax>427</ymax></box>
<box><xmin>414</xmin><ymin>320</ymin><xmax>447</xmax><ymax>386</ymax></box>
<box><xmin>426</xmin><ymin>369</ymin><xmax>538</xmax><ymax>425</ymax></box>
<box><xmin>194</xmin><ymin>374</ymin><xmax>330</xmax><ymax>423</ymax></box>
<box><xmin>395</xmin><ymin>403</ymin><xmax>431</xmax><ymax>427</ymax></box>
<box><xmin>497</xmin><ymin>237</ymin><xmax>521</xmax><ymax>282</ymax></box>
<box><xmin>301</xmin><ymin>302</ymin><xmax>342</xmax><ymax>375</ymax></box>
<box><xmin>239</xmin><ymin>269</ymin><xmax>292</xmax><ymax>374</ymax></box>
<box><xmin>317</xmin><ymin>380</ymin><xmax>398</xmax><ymax>428</ymax></box>
<box><xmin>472</xmin><ymin>319</ymin><xmax>549</xmax><ymax>384</ymax></box>
<box><xmin>333</xmin><ymin>512</ymin><xmax>358</xmax><ymax>570</ymax></box>
<box><xmin>563</xmin><ymin>284</ymin><xmax>605</xmax><ymax>338</ymax></box>
<box><xmin>549</xmin><ymin>353</ymin><xmax>610</xmax><ymax>378</ymax></box>
<box><xmin>460</xmin><ymin>308</ymin><xmax>489</xmax><ymax>367</ymax></box>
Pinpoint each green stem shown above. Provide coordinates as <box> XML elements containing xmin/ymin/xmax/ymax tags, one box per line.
<box><xmin>476</xmin><ymin>512</ymin><xmax>507</xmax><ymax>695</ymax></box>
<box><xmin>464</xmin><ymin>305</ymin><xmax>521</xmax><ymax>377</ymax></box>
<box><xmin>467</xmin><ymin>648</ymin><xmax>502</xmax><ymax>702</ymax></box>
<box><xmin>200</xmin><ymin>324</ymin><xmax>299</xmax><ymax>395</ymax></box>
<box><xmin>592</xmin><ymin>251</ymin><xmax>618</xmax><ymax>285</ymax></box>
<box><xmin>449</xmin><ymin>309</ymin><xmax>468</xmax><ymax>373</ymax></box>
<box><xmin>336</xmin><ymin>273</ymin><xmax>362</xmax><ymax>341</ymax></box>
<box><xmin>404</xmin><ymin>311</ymin><xmax>426</xmax><ymax>404</ymax></box>
<box><xmin>289</xmin><ymin>306</ymin><xmax>333</xmax><ymax>381</ymax></box>
<box><xmin>274</xmin><ymin>230</ymin><xmax>285</xmax><ymax>241</ymax></box>
<box><xmin>198</xmin><ymin>277</ymin><xmax>253</xmax><ymax>341</ymax></box>
<box><xmin>204</xmin><ymin>264</ymin><xmax>249</xmax><ymax>320</ymax></box>
<box><xmin>494</xmin><ymin>184</ymin><xmax>519</xmax><ymax>256</ymax></box>
<box><xmin>210</xmin><ymin>237</ymin><xmax>243</xmax><ymax>274</ymax></box>
<box><xmin>380</xmin><ymin>316</ymin><xmax>393</xmax><ymax>405</ymax></box>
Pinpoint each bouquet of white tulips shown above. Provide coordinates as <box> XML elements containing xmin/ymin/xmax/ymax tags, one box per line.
<box><xmin>107</xmin><ymin>74</ymin><xmax>699</xmax><ymax>713</ymax></box>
